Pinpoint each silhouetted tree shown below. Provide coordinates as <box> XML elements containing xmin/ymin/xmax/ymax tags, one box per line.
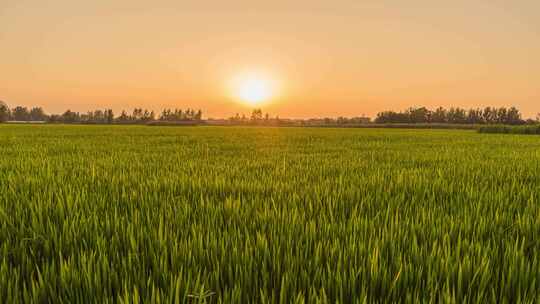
<box><xmin>496</xmin><ymin>107</ymin><xmax>508</xmax><ymax>124</ymax></box>
<box><xmin>407</xmin><ymin>107</ymin><xmax>430</xmax><ymax>123</ymax></box>
<box><xmin>158</xmin><ymin>108</ymin><xmax>200</xmax><ymax>121</ymax></box>
<box><xmin>467</xmin><ymin>108</ymin><xmax>484</xmax><ymax>124</ymax></box>
<box><xmin>251</xmin><ymin>109</ymin><xmax>263</xmax><ymax>121</ymax></box>
<box><xmin>431</xmin><ymin>107</ymin><xmax>447</xmax><ymax>123</ymax></box>
<box><xmin>229</xmin><ymin>113</ymin><xmax>241</xmax><ymax>123</ymax></box>
<box><xmin>506</xmin><ymin>107</ymin><xmax>522</xmax><ymax>125</ymax></box>
<box><xmin>105</xmin><ymin>109</ymin><xmax>114</xmax><ymax>123</ymax></box>
<box><xmin>446</xmin><ymin>107</ymin><xmax>466</xmax><ymax>124</ymax></box>
<box><xmin>117</xmin><ymin>110</ymin><xmax>130</xmax><ymax>123</ymax></box>
<box><xmin>12</xmin><ymin>106</ymin><xmax>30</xmax><ymax>121</ymax></box>
<box><xmin>47</xmin><ymin>114</ymin><xmax>61</xmax><ymax>123</ymax></box>
<box><xmin>28</xmin><ymin>107</ymin><xmax>48</xmax><ymax>121</ymax></box>
<box><xmin>375</xmin><ymin>106</ymin><xmax>524</xmax><ymax>125</ymax></box>
<box><xmin>483</xmin><ymin>107</ymin><xmax>497</xmax><ymax>124</ymax></box>
<box><xmin>61</xmin><ymin>110</ymin><xmax>80</xmax><ymax>123</ymax></box>
<box><xmin>375</xmin><ymin>111</ymin><xmax>409</xmax><ymax>123</ymax></box>
<box><xmin>0</xmin><ymin>101</ymin><xmax>9</xmax><ymax>123</ymax></box>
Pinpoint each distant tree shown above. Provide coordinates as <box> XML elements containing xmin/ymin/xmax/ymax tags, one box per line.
<box><xmin>251</xmin><ymin>109</ymin><xmax>263</xmax><ymax>121</ymax></box>
<box><xmin>105</xmin><ymin>109</ymin><xmax>114</xmax><ymax>124</ymax></box>
<box><xmin>61</xmin><ymin>110</ymin><xmax>80</xmax><ymax>123</ymax></box>
<box><xmin>374</xmin><ymin>106</ymin><xmax>527</xmax><ymax>125</ymax></box>
<box><xmin>80</xmin><ymin>112</ymin><xmax>90</xmax><ymax>123</ymax></box>
<box><xmin>12</xmin><ymin>106</ymin><xmax>30</xmax><ymax>121</ymax></box>
<box><xmin>374</xmin><ymin>111</ymin><xmax>391</xmax><ymax>123</ymax></box>
<box><xmin>195</xmin><ymin>109</ymin><xmax>203</xmax><ymax>120</ymax></box>
<box><xmin>47</xmin><ymin>114</ymin><xmax>61</xmax><ymax>123</ymax></box>
<box><xmin>430</xmin><ymin>107</ymin><xmax>447</xmax><ymax>123</ymax></box>
<box><xmin>158</xmin><ymin>108</ymin><xmax>200</xmax><ymax>121</ymax></box>
<box><xmin>229</xmin><ymin>113</ymin><xmax>241</xmax><ymax>123</ymax></box>
<box><xmin>496</xmin><ymin>107</ymin><xmax>508</xmax><ymax>124</ymax></box>
<box><xmin>84</xmin><ymin>110</ymin><xmax>105</xmax><ymax>123</ymax></box>
<box><xmin>407</xmin><ymin>107</ymin><xmax>430</xmax><ymax>123</ymax></box>
<box><xmin>117</xmin><ymin>110</ymin><xmax>130</xmax><ymax>123</ymax></box>
<box><xmin>467</xmin><ymin>108</ymin><xmax>484</xmax><ymax>124</ymax></box>
<box><xmin>0</xmin><ymin>101</ymin><xmax>9</xmax><ymax>122</ymax></box>
<box><xmin>375</xmin><ymin>111</ymin><xmax>409</xmax><ymax>123</ymax></box>
<box><xmin>482</xmin><ymin>107</ymin><xmax>497</xmax><ymax>124</ymax></box>
<box><xmin>176</xmin><ymin>109</ymin><xmax>184</xmax><ymax>120</ymax></box>
<box><xmin>506</xmin><ymin>107</ymin><xmax>523</xmax><ymax>125</ymax></box>
<box><xmin>446</xmin><ymin>107</ymin><xmax>467</xmax><ymax>124</ymax></box>
<box><xmin>350</xmin><ymin>116</ymin><xmax>371</xmax><ymax>124</ymax></box>
<box><xmin>29</xmin><ymin>107</ymin><xmax>48</xmax><ymax>121</ymax></box>
<box><xmin>139</xmin><ymin>109</ymin><xmax>154</xmax><ymax>122</ymax></box>
<box><xmin>132</xmin><ymin>108</ymin><xmax>142</xmax><ymax>121</ymax></box>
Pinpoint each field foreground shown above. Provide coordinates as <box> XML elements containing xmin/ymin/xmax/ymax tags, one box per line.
<box><xmin>1</xmin><ymin>125</ymin><xmax>540</xmax><ymax>303</ymax></box>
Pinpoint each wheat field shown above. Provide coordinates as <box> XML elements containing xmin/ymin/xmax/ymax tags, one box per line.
<box><xmin>1</xmin><ymin>125</ymin><xmax>539</xmax><ymax>303</ymax></box>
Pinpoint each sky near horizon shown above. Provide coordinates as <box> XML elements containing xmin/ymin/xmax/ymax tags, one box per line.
<box><xmin>1</xmin><ymin>0</ymin><xmax>539</xmax><ymax>118</ymax></box>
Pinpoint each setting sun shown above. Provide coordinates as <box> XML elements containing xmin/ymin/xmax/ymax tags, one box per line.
<box><xmin>231</xmin><ymin>73</ymin><xmax>276</xmax><ymax>106</ymax></box>
<box><xmin>238</xmin><ymin>78</ymin><xmax>271</xmax><ymax>105</ymax></box>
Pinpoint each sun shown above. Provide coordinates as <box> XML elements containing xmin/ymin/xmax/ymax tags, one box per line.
<box><xmin>238</xmin><ymin>78</ymin><xmax>271</xmax><ymax>105</ymax></box>
<box><xmin>231</xmin><ymin>73</ymin><xmax>276</xmax><ymax>106</ymax></box>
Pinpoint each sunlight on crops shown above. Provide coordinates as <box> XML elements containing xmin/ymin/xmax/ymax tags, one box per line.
<box><xmin>0</xmin><ymin>125</ymin><xmax>539</xmax><ymax>302</ymax></box>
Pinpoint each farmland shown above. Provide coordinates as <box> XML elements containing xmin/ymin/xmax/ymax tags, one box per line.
<box><xmin>1</xmin><ymin>125</ymin><xmax>540</xmax><ymax>303</ymax></box>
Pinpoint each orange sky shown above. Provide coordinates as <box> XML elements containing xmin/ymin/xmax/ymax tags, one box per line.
<box><xmin>1</xmin><ymin>0</ymin><xmax>539</xmax><ymax>118</ymax></box>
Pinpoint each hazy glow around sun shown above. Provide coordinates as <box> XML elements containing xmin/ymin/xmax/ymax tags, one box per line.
<box><xmin>239</xmin><ymin>78</ymin><xmax>270</xmax><ymax>104</ymax></box>
<box><xmin>231</xmin><ymin>72</ymin><xmax>276</xmax><ymax>106</ymax></box>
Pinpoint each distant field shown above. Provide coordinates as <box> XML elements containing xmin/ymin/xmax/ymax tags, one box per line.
<box><xmin>479</xmin><ymin>124</ymin><xmax>540</xmax><ymax>135</ymax></box>
<box><xmin>1</xmin><ymin>125</ymin><xmax>539</xmax><ymax>303</ymax></box>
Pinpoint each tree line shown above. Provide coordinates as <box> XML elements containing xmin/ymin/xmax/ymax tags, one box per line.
<box><xmin>1</xmin><ymin>101</ymin><xmax>538</xmax><ymax>126</ymax></box>
<box><xmin>228</xmin><ymin>109</ymin><xmax>273</xmax><ymax>123</ymax></box>
<box><xmin>374</xmin><ymin>106</ymin><xmax>536</xmax><ymax>125</ymax></box>
<box><xmin>228</xmin><ymin>109</ymin><xmax>371</xmax><ymax>126</ymax></box>
<box><xmin>0</xmin><ymin>102</ymin><xmax>203</xmax><ymax>124</ymax></box>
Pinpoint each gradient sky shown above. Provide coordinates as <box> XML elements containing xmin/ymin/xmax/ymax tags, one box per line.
<box><xmin>1</xmin><ymin>0</ymin><xmax>539</xmax><ymax>118</ymax></box>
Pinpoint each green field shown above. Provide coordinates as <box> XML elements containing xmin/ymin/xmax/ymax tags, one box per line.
<box><xmin>1</xmin><ymin>125</ymin><xmax>539</xmax><ymax>303</ymax></box>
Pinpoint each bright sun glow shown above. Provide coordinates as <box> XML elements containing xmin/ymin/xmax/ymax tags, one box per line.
<box><xmin>232</xmin><ymin>73</ymin><xmax>276</xmax><ymax>106</ymax></box>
